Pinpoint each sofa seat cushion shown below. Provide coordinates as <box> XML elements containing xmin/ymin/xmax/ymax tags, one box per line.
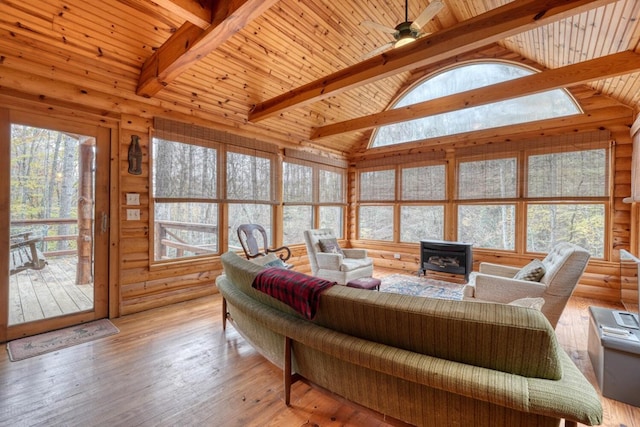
<box><xmin>339</xmin><ymin>257</ymin><xmax>372</xmax><ymax>272</ymax></box>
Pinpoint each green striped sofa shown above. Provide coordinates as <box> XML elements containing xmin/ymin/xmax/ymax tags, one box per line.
<box><xmin>216</xmin><ymin>251</ymin><xmax>602</xmax><ymax>427</ymax></box>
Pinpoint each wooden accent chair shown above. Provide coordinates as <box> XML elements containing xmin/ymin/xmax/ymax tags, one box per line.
<box><xmin>303</xmin><ymin>228</ymin><xmax>373</xmax><ymax>285</ymax></box>
<box><xmin>463</xmin><ymin>242</ymin><xmax>590</xmax><ymax>328</ymax></box>
<box><xmin>10</xmin><ymin>232</ymin><xmax>47</xmax><ymax>275</ymax></box>
<box><xmin>236</xmin><ymin>224</ymin><xmax>291</xmax><ymax>266</ymax></box>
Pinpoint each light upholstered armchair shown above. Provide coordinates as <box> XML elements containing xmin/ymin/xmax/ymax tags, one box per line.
<box><xmin>303</xmin><ymin>228</ymin><xmax>373</xmax><ymax>285</ymax></box>
<box><xmin>463</xmin><ymin>242</ymin><xmax>590</xmax><ymax>328</ymax></box>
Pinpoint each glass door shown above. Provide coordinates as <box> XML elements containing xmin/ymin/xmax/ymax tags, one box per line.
<box><xmin>3</xmin><ymin>117</ymin><xmax>109</xmax><ymax>341</ymax></box>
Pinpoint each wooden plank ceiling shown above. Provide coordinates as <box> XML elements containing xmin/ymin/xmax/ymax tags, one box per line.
<box><xmin>0</xmin><ymin>0</ymin><xmax>639</xmax><ymax>157</ymax></box>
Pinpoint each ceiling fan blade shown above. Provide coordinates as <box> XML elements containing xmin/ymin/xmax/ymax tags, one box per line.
<box><xmin>361</xmin><ymin>20</ymin><xmax>397</xmax><ymax>35</ymax></box>
<box><xmin>410</xmin><ymin>0</ymin><xmax>444</xmax><ymax>32</ymax></box>
<box><xmin>361</xmin><ymin>42</ymin><xmax>395</xmax><ymax>59</ymax></box>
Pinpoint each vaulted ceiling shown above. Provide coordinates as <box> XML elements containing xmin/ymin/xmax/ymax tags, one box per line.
<box><xmin>0</xmin><ymin>0</ymin><xmax>639</xmax><ymax>157</ymax></box>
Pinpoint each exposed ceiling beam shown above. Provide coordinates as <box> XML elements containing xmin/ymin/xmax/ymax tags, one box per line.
<box><xmin>310</xmin><ymin>50</ymin><xmax>640</xmax><ymax>140</ymax></box>
<box><xmin>152</xmin><ymin>0</ymin><xmax>213</xmax><ymax>29</ymax></box>
<box><xmin>137</xmin><ymin>0</ymin><xmax>278</xmax><ymax>98</ymax></box>
<box><xmin>248</xmin><ymin>0</ymin><xmax>619</xmax><ymax>122</ymax></box>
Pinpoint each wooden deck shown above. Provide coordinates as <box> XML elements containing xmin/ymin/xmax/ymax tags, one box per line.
<box><xmin>8</xmin><ymin>256</ymin><xmax>94</xmax><ymax>325</ymax></box>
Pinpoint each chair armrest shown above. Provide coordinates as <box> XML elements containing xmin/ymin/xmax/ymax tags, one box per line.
<box><xmin>10</xmin><ymin>236</ymin><xmax>42</xmax><ymax>250</ymax></box>
<box><xmin>479</xmin><ymin>262</ymin><xmax>520</xmax><ymax>278</ymax></box>
<box><xmin>342</xmin><ymin>248</ymin><xmax>367</xmax><ymax>259</ymax></box>
<box><xmin>473</xmin><ymin>273</ymin><xmax>547</xmax><ymax>303</ymax></box>
<box><xmin>316</xmin><ymin>252</ymin><xmax>343</xmax><ymax>270</ymax></box>
<box><xmin>266</xmin><ymin>245</ymin><xmax>291</xmax><ymax>261</ymax></box>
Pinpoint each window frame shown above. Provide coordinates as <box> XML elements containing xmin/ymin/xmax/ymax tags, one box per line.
<box><xmin>282</xmin><ymin>157</ymin><xmax>347</xmax><ymax>243</ymax></box>
<box><xmin>150</xmin><ymin>134</ymin><xmax>222</xmax><ymax>265</ymax></box>
<box><xmin>150</xmin><ymin>129</ymin><xmax>279</xmax><ymax>266</ymax></box>
<box><xmin>369</xmin><ymin>60</ymin><xmax>582</xmax><ymax>148</ymax></box>
<box><xmin>355</xmin><ymin>140</ymin><xmax>611</xmax><ymax>260</ymax></box>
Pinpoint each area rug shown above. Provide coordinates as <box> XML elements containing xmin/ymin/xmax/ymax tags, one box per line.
<box><xmin>380</xmin><ymin>274</ymin><xmax>464</xmax><ymax>300</ymax></box>
<box><xmin>6</xmin><ymin>319</ymin><xmax>119</xmax><ymax>362</ymax></box>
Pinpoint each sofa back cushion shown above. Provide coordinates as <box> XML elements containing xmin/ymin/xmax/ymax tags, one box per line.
<box><xmin>220</xmin><ymin>251</ymin><xmax>564</xmax><ymax>380</ymax></box>
<box><xmin>313</xmin><ymin>287</ymin><xmax>564</xmax><ymax>380</ymax></box>
<box><xmin>220</xmin><ymin>251</ymin><xmax>303</xmax><ymax>318</ymax></box>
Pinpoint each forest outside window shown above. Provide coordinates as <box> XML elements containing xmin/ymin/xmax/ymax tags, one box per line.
<box><xmin>282</xmin><ymin>160</ymin><xmax>345</xmax><ymax>244</ymax></box>
<box><xmin>400</xmin><ymin>164</ymin><xmax>445</xmax><ymax>243</ymax></box>
<box><xmin>526</xmin><ymin>148</ymin><xmax>608</xmax><ymax>257</ymax></box>
<box><xmin>358</xmin><ymin>169</ymin><xmax>395</xmax><ymax>241</ymax></box>
<box><xmin>152</xmin><ymin>138</ymin><xmax>218</xmax><ymax>261</ymax></box>
<box><xmin>457</xmin><ymin>157</ymin><xmax>517</xmax><ymax>250</ymax></box>
<box><xmin>370</xmin><ymin>61</ymin><xmax>580</xmax><ymax>147</ymax></box>
<box><xmin>226</xmin><ymin>150</ymin><xmax>274</xmax><ymax>252</ymax></box>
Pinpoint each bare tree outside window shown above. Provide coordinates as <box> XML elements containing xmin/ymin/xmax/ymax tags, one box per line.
<box><xmin>282</xmin><ymin>162</ymin><xmax>345</xmax><ymax>244</ymax></box>
<box><xmin>152</xmin><ymin>138</ymin><xmax>218</xmax><ymax>260</ymax></box>
<box><xmin>226</xmin><ymin>151</ymin><xmax>273</xmax><ymax>249</ymax></box>
<box><xmin>371</xmin><ymin>62</ymin><xmax>580</xmax><ymax>147</ymax></box>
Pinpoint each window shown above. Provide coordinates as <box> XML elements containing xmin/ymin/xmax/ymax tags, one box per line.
<box><xmin>401</xmin><ymin>165</ymin><xmax>445</xmax><ymax>200</ymax></box>
<box><xmin>457</xmin><ymin>157</ymin><xmax>517</xmax><ymax>250</ymax></box>
<box><xmin>318</xmin><ymin>169</ymin><xmax>344</xmax><ymax>238</ymax></box>
<box><xmin>152</xmin><ymin>138</ymin><xmax>218</xmax><ymax>260</ymax></box>
<box><xmin>400</xmin><ymin>205</ymin><xmax>444</xmax><ymax>242</ymax></box>
<box><xmin>528</xmin><ymin>149</ymin><xmax>607</xmax><ymax>197</ymax></box>
<box><xmin>458</xmin><ymin>204</ymin><xmax>516</xmax><ymax>250</ymax></box>
<box><xmin>359</xmin><ymin>169</ymin><xmax>395</xmax><ymax>241</ymax></box>
<box><xmin>400</xmin><ymin>164</ymin><xmax>445</xmax><ymax>242</ymax></box>
<box><xmin>283</xmin><ymin>162</ymin><xmax>313</xmax><ymax>244</ymax></box>
<box><xmin>359</xmin><ymin>205</ymin><xmax>394</xmax><ymax>241</ymax></box>
<box><xmin>360</xmin><ymin>169</ymin><xmax>395</xmax><ymax>201</ymax></box>
<box><xmin>458</xmin><ymin>157</ymin><xmax>517</xmax><ymax>199</ymax></box>
<box><xmin>370</xmin><ymin>61</ymin><xmax>580</xmax><ymax>147</ymax></box>
<box><xmin>152</xmin><ymin>119</ymin><xmax>281</xmax><ymax>262</ymax></box>
<box><xmin>527</xmin><ymin>204</ymin><xmax>605</xmax><ymax>255</ymax></box>
<box><xmin>226</xmin><ymin>150</ymin><xmax>274</xmax><ymax>251</ymax></box>
<box><xmin>526</xmin><ymin>148</ymin><xmax>608</xmax><ymax>257</ymax></box>
<box><xmin>283</xmin><ymin>160</ymin><xmax>345</xmax><ymax>244</ymax></box>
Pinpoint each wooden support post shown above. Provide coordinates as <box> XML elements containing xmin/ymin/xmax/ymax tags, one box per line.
<box><xmin>76</xmin><ymin>137</ymin><xmax>95</xmax><ymax>285</ymax></box>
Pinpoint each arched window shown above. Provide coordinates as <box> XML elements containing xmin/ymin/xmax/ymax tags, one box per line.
<box><xmin>370</xmin><ymin>61</ymin><xmax>581</xmax><ymax>148</ymax></box>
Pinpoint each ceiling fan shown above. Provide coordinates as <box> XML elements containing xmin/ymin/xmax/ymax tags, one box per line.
<box><xmin>361</xmin><ymin>0</ymin><xmax>444</xmax><ymax>58</ymax></box>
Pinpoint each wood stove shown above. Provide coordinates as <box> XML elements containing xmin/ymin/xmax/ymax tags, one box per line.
<box><xmin>420</xmin><ymin>240</ymin><xmax>473</xmax><ymax>282</ymax></box>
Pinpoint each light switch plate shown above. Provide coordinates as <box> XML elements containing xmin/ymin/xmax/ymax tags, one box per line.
<box><xmin>126</xmin><ymin>193</ymin><xmax>140</xmax><ymax>205</ymax></box>
<box><xmin>127</xmin><ymin>209</ymin><xmax>140</xmax><ymax>220</ymax></box>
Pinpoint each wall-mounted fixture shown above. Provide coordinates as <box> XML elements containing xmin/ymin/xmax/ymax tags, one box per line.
<box><xmin>128</xmin><ymin>134</ymin><xmax>142</xmax><ymax>175</ymax></box>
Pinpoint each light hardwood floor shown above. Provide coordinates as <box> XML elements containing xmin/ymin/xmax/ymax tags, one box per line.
<box><xmin>0</xmin><ymin>286</ymin><xmax>638</xmax><ymax>426</ymax></box>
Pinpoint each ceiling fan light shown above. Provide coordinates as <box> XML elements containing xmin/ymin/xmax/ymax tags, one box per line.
<box><xmin>395</xmin><ymin>36</ymin><xmax>415</xmax><ymax>48</ymax></box>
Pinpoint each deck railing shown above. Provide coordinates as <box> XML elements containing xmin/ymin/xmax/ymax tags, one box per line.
<box><xmin>11</xmin><ymin>218</ymin><xmax>79</xmax><ymax>258</ymax></box>
<box><xmin>12</xmin><ymin>219</ymin><xmax>228</xmax><ymax>262</ymax></box>
<box><xmin>155</xmin><ymin>220</ymin><xmax>218</xmax><ymax>259</ymax></box>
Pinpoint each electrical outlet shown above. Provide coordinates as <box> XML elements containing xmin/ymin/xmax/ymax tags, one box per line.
<box><xmin>394</xmin><ymin>253</ymin><xmax>401</xmax><ymax>259</ymax></box>
<box><xmin>127</xmin><ymin>209</ymin><xmax>140</xmax><ymax>221</ymax></box>
<box><xmin>126</xmin><ymin>193</ymin><xmax>140</xmax><ymax>205</ymax></box>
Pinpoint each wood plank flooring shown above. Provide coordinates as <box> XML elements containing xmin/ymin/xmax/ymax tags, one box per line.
<box><xmin>1</xmin><ymin>285</ymin><xmax>639</xmax><ymax>426</ymax></box>
<box><xmin>8</xmin><ymin>257</ymin><xmax>93</xmax><ymax>325</ymax></box>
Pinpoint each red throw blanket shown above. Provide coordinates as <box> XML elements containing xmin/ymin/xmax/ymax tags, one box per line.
<box><xmin>251</xmin><ymin>268</ymin><xmax>335</xmax><ymax>320</ymax></box>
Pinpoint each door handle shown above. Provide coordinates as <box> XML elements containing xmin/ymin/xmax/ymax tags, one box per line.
<box><xmin>101</xmin><ymin>212</ymin><xmax>109</xmax><ymax>233</ymax></box>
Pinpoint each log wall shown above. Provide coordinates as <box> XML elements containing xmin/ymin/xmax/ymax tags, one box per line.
<box><xmin>0</xmin><ymin>84</ymin><xmax>636</xmax><ymax>317</ymax></box>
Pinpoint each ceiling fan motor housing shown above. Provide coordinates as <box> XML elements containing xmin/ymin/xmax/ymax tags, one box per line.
<box><xmin>394</xmin><ymin>21</ymin><xmax>420</xmax><ymax>41</ymax></box>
